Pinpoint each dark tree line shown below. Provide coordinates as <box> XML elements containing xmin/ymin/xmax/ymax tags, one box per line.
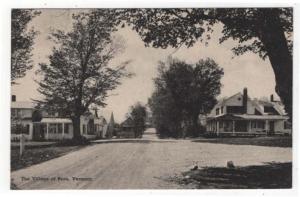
<box><xmin>148</xmin><ymin>58</ymin><xmax>223</xmax><ymax>138</ymax></box>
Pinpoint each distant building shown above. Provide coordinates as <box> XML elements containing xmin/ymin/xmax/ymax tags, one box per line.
<box><xmin>205</xmin><ymin>88</ymin><xmax>291</xmax><ymax>136</ymax></box>
<box><xmin>11</xmin><ymin>95</ymin><xmax>113</xmax><ymax>141</ymax></box>
<box><xmin>11</xmin><ymin>99</ymin><xmax>35</xmax><ymax>141</ymax></box>
<box><xmin>118</xmin><ymin>117</ymin><xmax>136</xmax><ymax>138</ymax></box>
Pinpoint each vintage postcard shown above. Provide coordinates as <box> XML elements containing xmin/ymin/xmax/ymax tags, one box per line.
<box><xmin>10</xmin><ymin>7</ymin><xmax>293</xmax><ymax>190</ymax></box>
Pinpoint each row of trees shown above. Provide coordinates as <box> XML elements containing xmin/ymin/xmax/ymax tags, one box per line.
<box><xmin>148</xmin><ymin>58</ymin><xmax>223</xmax><ymax>138</ymax></box>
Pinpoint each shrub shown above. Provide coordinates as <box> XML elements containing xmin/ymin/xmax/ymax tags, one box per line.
<box><xmin>56</xmin><ymin>136</ymin><xmax>90</xmax><ymax>146</ymax></box>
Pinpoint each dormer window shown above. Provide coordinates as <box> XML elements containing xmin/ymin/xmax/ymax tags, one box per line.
<box><xmin>216</xmin><ymin>108</ymin><xmax>220</xmax><ymax>115</ymax></box>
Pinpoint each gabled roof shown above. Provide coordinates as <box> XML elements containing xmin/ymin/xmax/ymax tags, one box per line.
<box><xmin>121</xmin><ymin>117</ymin><xmax>134</xmax><ymax>127</ymax></box>
<box><xmin>252</xmin><ymin>99</ymin><xmax>286</xmax><ymax>115</ymax></box>
<box><xmin>209</xmin><ymin>90</ymin><xmax>287</xmax><ymax>117</ymax></box>
<box><xmin>215</xmin><ymin>93</ymin><xmax>242</xmax><ymax>107</ymax></box>
<box><xmin>11</xmin><ymin>101</ymin><xmax>35</xmax><ymax>109</ymax></box>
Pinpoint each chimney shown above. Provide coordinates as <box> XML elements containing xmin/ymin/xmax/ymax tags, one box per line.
<box><xmin>243</xmin><ymin>88</ymin><xmax>248</xmax><ymax>114</ymax></box>
<box><xmin>11</xmin><ymin>95</ymin><xmax>16</xmax><ymax>102</ymax></box>
<box><xmin>270</xmin><ymin>94</ymin><xmax>274</xmax><ymax>102</ymax></box>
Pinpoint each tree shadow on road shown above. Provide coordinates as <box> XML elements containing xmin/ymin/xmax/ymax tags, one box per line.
<box><xmin>168</xmin><ymin>162</ymin><xmax>292</xmax><ymax>189</ymax></box>
<box><xmin>92</xmin><ymin>139</ymin><xmax>177</xmax><ymax>144</ymax></box>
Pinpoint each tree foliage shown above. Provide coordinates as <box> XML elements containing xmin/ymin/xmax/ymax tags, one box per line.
<box><xmin>121</xmin><ymin>8</ymin><xmax>293</xmax><ymax>120</ymax></box>
<box><xmin>35</xmin><ymin>10</ymin><xmax>131</xmax><ymax>139</ymax></box>
<box><xmin>11</xmin><ymin>9</ymin><xmax>40</xmax><ymax>83</ymax></box>
<box><xmin>127</xmin><ymin>102</ymin><xmax>147</xmax><ymax>138</ymax></box>
<box><xmin>148</xmin><ymin>58</ymin><xmax>223</xmax><ymax>138</ymax></box>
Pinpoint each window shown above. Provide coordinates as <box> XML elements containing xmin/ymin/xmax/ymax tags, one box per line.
<box><xmin>227</xmin><ymin>106</ymin><xmax>244</xmax><ymax>114</ymax></box>
<box><xmin>24</xmin><ymin>124</ymin><xmax>30</xmax><ymax>134</ymax></box>
<box><xmin>284</xmin><ymin>121</ymin><xmax>291</xmax><ymax>129</ymax></box>
<box><xmin>264</xmin><ymin>106</ymin><xmax>279</xmax><ymax>115</ymax></box>
<box><xmin>57</xmin><ymin>124</ymin><xmax>62</xmax><ymax>133</ymax></box>
<box><xmin>251</xmin><ymin>121</ymin><xmax>256</xmax><ymax>128</ymax></box>
<box><xmin>257</xmin><ymin>121</ymin><xmax>265</xmax><ymax>129</ymax></box>
<box><xmin>216</xmin><ymin>108</ymin><xmax>220</xmax><ymax>115</ymax></box>
<box><xmin>47</xmin><ymin>111</ymin><xmax>55</xmax><ymax>117</ymax></box>
<box><xmin>64</xmin><ymin>124</ymin><xmax>69</xmax><ymax>134</ymax></box>
<box><xmin>221</xmin><ymin>107</ymin><xmax>224</xmax><ymax>114</ymax></box>
<box><xmin>82</xmin><ymin>125</ymin><xmax>86</xmax><ymax>134</ymax></box>
<box><xmin>17</xmin><ymin>109</ymin><xmax>22</xmax><ymax>117</ymax></box>
<box><xmin>49</xmin><ymin>124</ymin><xmax>57</xmax><ymax>134</ymax></box>
<box><xmin>219</xmin><ymin>121</ymin><xmax>223</xmax><ymax>128</ymax></box>
<box><xmin>11</xmin><ymin>109</ymin><xmax>17</xmax><ymax>117</ymax></box>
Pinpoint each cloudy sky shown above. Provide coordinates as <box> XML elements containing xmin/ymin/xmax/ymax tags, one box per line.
<box><xmin>11</xmin><ymin>9</ymin><xmax>278</xmax><ymax>122</ymax></box>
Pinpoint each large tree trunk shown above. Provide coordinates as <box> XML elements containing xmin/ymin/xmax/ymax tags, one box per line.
<box><xmin>260</xmin><ymin>9</ymin><xmax>293</xmax><ymax>121</ymax></box>
<box><xmin>72</xmin><ymin>116</ymin><xmax>81</xmax><ymax>139</ymax></box>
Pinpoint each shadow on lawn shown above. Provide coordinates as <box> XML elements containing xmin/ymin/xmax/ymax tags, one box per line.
<box><xmin>170</xmin><ymin>162</ymin><xmax>292</xmax><ymax>189</ymax></box>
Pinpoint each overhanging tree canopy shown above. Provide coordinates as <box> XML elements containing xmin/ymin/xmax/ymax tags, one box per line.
<box><xmin>120</xmin><ymin>8</ymin><xmax>293</xmax><ymax>120</ymax></box>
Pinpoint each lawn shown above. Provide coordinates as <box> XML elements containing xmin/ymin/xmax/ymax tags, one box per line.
<box><xmin>192</xmin><ymin>136</ymin><xmax>292</xmax><ymax>147</ymax></box>
<box><xmin>170</xmin><ymin>162</ymin><xmax>292</xmax><ymax>189</ymax></box>
<box><xmin>11</xmin><ymin>145</ymin><xmax>84</xmax><ymax>171</ymax></box>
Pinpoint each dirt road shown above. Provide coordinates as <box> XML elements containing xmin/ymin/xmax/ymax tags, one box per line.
<box><xmin>11</xmin><ymin>128</ymin><xmax>292</xmax><ymax>189</ymax></box>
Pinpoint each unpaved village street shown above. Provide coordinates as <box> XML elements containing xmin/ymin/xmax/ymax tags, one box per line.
<box><xmin>11</xmin><ymin>128</ymin><xmax>292</xmax><ymax>189</ymax></box>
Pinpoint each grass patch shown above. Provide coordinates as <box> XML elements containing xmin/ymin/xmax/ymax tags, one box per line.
<box><xmin>170</xmin><ymin>162</ymin><xmax>292</xmax><ymax>189</ymax></box>
<box><xmin>192</xmin><ymin>136</ymin><xmax>292</xmax><ymax>147</ymax></box>
<box><xmin>11</xmin><ymin>145</ymin><xmax>84</xmax><ymax>171</ymax></box>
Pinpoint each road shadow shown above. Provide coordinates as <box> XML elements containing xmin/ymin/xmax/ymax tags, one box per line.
<box><xmin>191</xmin><ymin>136</ymin><xmax>292</xmax><ymax>148</ymax></box>
<box><xmin>91</xmin><ymin>139</ymin><xmax>176</xmax><ymax>144</ymax></box>
<box><xmin>168</xmin><ymin>162</ymin><xmax>292</xmax><ymax>189</ymax></box>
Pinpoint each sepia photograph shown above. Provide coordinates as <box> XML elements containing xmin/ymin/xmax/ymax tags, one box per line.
<box><xmin>8</xmin><ymin>6</ymin><xmax>294</xmax><ymax>190</ymax></box>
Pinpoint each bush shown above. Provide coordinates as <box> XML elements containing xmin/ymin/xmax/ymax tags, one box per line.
<box><xmin>56</xmin><ymin>136</ymin><xmax>90</xmax><ymax>146</ymax></box>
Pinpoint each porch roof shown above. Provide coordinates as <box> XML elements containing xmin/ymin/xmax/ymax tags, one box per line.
<box><xmin>40</xmin><ymin>118</ymin><xmax>72</xmax><ymax>123</ymax></box>
<box><xmin>235</xmin><ymin>114</ymin><xmax>288</xmax><ymax>120</ymax></box>
<box><xmin>207</xmin><ymin>114</ymin><xmax>288</xmax><ymax>121</ymax></box>
<box><xmin>207</xmin><ymin>114</ymin><xmax>244</xmax><ymax>121</ymax></box>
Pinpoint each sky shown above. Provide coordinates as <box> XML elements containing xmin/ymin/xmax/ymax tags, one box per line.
<box><xmin>11</xmin><ymin>9</ymin><xmax>278</xmax><ymax>122</ymax></box>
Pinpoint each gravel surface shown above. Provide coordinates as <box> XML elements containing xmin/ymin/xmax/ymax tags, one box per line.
<box><xmin>11</xmin><ymin>128</ymin><xmax>292</xmax><ymax>189</ymax></box>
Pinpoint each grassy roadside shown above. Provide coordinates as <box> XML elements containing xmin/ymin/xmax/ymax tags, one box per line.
<box><xmin>169</xmin><ymin>162</ymin><xmax>292</xmax><ymax>189</ymax></box>
<box><xmin>192</xmin><ymin>136</ymin><xmax>292</xmax><ymax>147</ymax></box>
<box><xmin>11</xmin><ymin>145</ymin><xmax>85</xmax><ymax>171</ymax></box>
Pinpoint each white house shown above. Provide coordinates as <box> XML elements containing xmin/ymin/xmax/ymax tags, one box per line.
<box><xmin>11</xmin><ymin>95</ymin><xmax>114</xmax><ymax>141</ymax></box>
<box><xmin>205</xmin><ymin>88</ymin><xmax>291</xmax><ymax>136</ymax></box>
<box><xmin>11</xmin><ymin>96</ymin><xmax>35</xmax><ymax>141</ymax></box>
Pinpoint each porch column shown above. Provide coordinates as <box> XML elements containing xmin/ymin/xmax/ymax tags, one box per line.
<box><xmin>249</xmin><ymin>121</ymin><xmax>252</xmax><ymax>133</ymax></box>
<box><xmin>232</xmin><ymin>121</ymin><xmax>235</xmax><ymax>133</ymax></box>
<box><xmin>46</xmin><ymin>123</ymin><xmax>49</xmax><ymax>140</ymax></box>
<box><xmin>265</xmin><ymin>120</ymin><xmax>269</xmax><ymax>132</ymax></box>
<box><xmin>216</xmin><ymin>121</ymin><xmax>219</xmax><ymax>136</ymax></box>
<box><xmin>62</xmin><ymin>123</ymin><xmax>65</xmax><ymax>138</ymax></box>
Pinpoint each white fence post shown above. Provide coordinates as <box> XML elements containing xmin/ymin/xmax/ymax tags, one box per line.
<box><xmin>20</xmin><ymin>134</ymin><xmax>25</xmax><ymax>156</ymax></box>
